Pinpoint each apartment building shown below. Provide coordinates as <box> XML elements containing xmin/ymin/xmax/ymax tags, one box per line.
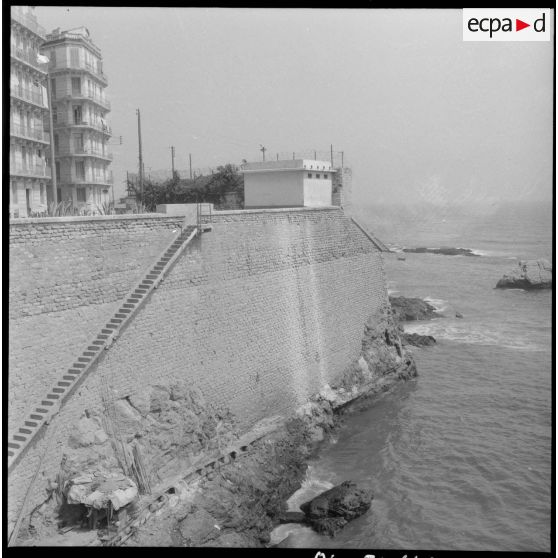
<box><xmin>41</xmin><ymin>26</ymin><xmax>113</xmax><ymax>210</ymax></box>
<box><xmin>10</xmin><ymin>6</ymin><xmax>52</xmax><ymax>218</ymax></box>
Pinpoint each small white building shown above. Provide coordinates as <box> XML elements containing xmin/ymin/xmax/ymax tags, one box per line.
<box><xmin>242</xmin><ymin>159</ymin><xmax>335</xmax><ymax>209</ymax></box>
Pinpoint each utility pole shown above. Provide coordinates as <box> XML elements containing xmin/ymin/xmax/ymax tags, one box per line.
<box><xmin>260</xmin><ymin>145</ymin><xmax>266</xmax><ymax>161</ymax></box>
<box><xmin>136</xmin><ymin>108</ymin><xmax>143</xmax><ymax>211</ymax></box>
<box><xmin>330</xmin><ymin>144</ymin><xmax>334</xmax><ymax>168</ymax></box>
<box><xmin>46</xmin><ymin>75</ymin><xmax>57</xmax><ymax>204</ymax></box>
<box><xmin>189</xmin><ymin>153</ymin><xmax>192</xmax><ymax>180</ymax></box>
<box><xmin>170</xmin><ymin>146</ymin><xmax>175</xmax><ymax>178</ymax></box>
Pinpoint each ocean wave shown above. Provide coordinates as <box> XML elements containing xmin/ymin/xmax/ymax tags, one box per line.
<box><xmin>285</xmin><ymin>467</ymin><xmax>335</xmax><ymax>512</ymax></box>
<box><xmin>403</xmin><ymin>322</ymin><xmax>543</xmax><ymax>351</ymax></box>
<box><xmin>423</xmin><ymin>297</ymin><xmax>450</xmax><ymax>312</ymax></box>
<box><xmin>470</xmin><ymin>248</ymin><xmax>518</xmax><ymax>258</ymax></box>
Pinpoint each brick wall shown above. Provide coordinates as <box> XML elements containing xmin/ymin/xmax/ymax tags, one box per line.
<box><xmin>8</xmin><ymin>215</ymin><xmax>183</xmax><ymax>435</ymax></box>
<box><xmin>8</xmin><ymin>208</ymin><xmax>389</xmax><ymax>531</ymax></box>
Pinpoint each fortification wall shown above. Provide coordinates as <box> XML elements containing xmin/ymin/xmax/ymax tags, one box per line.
<box><xmin>8</xmin><ymin>215</ymin><xmax>183</xmax><ymax>435</ymax></box>
<box><xmin>8</xmin><ymin>208</ymin><xmax>388</xmax><ymax>532</ymax></box>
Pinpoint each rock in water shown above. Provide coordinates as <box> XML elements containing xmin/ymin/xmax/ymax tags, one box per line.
<box><xmin>400</xmin><ymin>333</ymin><xmax>436</xmax><ymax>347</ymax></box>
<box><xmin>299</xmin><ymin>481</ymin><xmax>373</xmax><ymax>536</ymax></box>
<box><xmin>496</xmin><ymin>259</ymin><xmax>552</xmax><ymax>290</ymax></box>
<box><xmin>389</xmin><ymin>296</ymin><xmax>439</xmax><ymax>321</ymax></box>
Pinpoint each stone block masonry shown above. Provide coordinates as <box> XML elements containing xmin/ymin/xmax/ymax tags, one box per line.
<box><xmin>8</xmin><ymin>208</ymin><xmax>388</xmax><ymax>534</ymax></box>
<box><xmin>9</xmin><ymin>215</ymin><xmax>182</xmax><ymax>435</ymax></box>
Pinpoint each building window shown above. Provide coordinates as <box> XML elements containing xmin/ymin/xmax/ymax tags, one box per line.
<box><xmin>52</xmin><ymin>106</ymin><xmax>57</xmax><ymax>123</ymax></box>
<box><xmin>73</xmin><ymin>105</ymin><xmax>82</xmax><ymax>124</ymax></box>
<box><xmin>56</xmin><ymin>187</ymin><xmax>62</xmax><ymax>202</ymax></box>
<box><xmin>70</xmin><ymin>47</ymin><xmax>80</xmax><ymax>67</ymax></box>
<box><xmin>72</xmin><ymin>77</ymin><xmax>81</xmax><ymax>96</ymax></box>
<box><xmin>50</xmin><ymin>49</ymin><xmax>56</xmax><ymax>67</ymax></box>
<box><xmin>316</xmin><ymin>174</ymin><xmax>321</xmax><ymax>179</ymax></box>
<box><xmin>55</xmin><ymin>161</ymin><xmax>60</xmax><ymax>180</ymax></box>
<box><xmin>308</xmin><ymin>173</ymin><xmax>312</xmax><ymax>179</ymax></box>
<box><xmin>50</xmin><ymin>78</ymin><xmax>56</xmax><ymax>99</ymax></box>
<box><xmin>75</xmin><ymin>161</ymin><xmax>85</xmax><ymax>180</ymax></box>
<box><xmin>40</xmin><ymin>184</ymin><xmax>45</xmax><ymax>204</ymax></box>
<box><xmin>76</xmin><ymin>187</ymin><xmax>86</xmax><ymax>202</ymax></box>
<box><xmin>12</xmin><ymin>182</ymin><xmax>18</xmax><ymax>204</ymax></box>
<box><xmin>324</xmin><ymin>173</ymin><xmax>328</xmax><ymax>179</ymax></box>
<box><xmin>54</xmin><ymin>134</ymin><xmax>59</xmax><ymax>150</ymax></box>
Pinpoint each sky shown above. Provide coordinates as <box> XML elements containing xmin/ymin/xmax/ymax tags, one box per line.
<box><xmin>33</xmin><ymin>7</ymin><xmax>554</xmax><ymax>206</ymax></box>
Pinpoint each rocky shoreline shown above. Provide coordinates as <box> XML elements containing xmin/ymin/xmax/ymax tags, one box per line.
<box><xmin>16</xmin><ymin>300</ymin><xmax>417</xmax><ymax>548</ymax></box>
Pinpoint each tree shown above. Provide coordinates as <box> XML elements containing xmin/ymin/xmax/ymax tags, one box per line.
<box><xmin>128</xmin><ymin>164</ymin><xmax>244</xmax><ymax>211</ymax></box>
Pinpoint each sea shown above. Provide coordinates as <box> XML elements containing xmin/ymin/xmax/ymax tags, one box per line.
<box><xmin>271</xmin><ymin>201</ymin><xmax>553</xmax><ymax>552</ymax></box>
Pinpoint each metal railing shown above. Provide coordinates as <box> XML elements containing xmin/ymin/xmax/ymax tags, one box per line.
<box><xmin>11</xmin><ymin>164</ymin><xmax>52</xmax><ymax>178</ymax></box>
<box><xmin>272</xmin><ymin>150</ymin><xmax>346</xmax><ymax>167</ymax></box>
<box><xmin>10</xmin><ymin>85</ymin><xmax>47</xmax><ymax>108</ymax></box>
<box><xmin>11</xmin><ymin>47</ymin><xmax>48</xmax><ymax>72</ymax></box>
<box><xmin>70</xmin><ymin>175</ymin><xmax>113</xmax><ymax>185</ymax></box>
<box><xmin>52</xmin><ymin>120</ymin><xmax>112</xmax><ymax>136</ymax></box>
<box><xmin>51</xmin><ymin>61</ymin><xmax>108</xmax><ymax>83</ymax></box>
<box><xmin>61</xmin><ymin>147</ymin><xmax>113</xmax><ymax>159</ymax></box>
<box><xmin>10</xmin><ymin>123</ymin><xmax>50</xmax><ymax>143</ymax></box>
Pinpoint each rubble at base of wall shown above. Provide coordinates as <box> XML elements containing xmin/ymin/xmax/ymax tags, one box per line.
<box><xmin>11</xmin><ymin>299</ymin><xmax>416</xmax><ymax>548</ymax></box>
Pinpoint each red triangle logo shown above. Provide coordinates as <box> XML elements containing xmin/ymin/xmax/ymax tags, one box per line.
<box><xmin>516</xmin><ymin>19</ymin><xmax>530</xmax><ymax>31</ymax></box>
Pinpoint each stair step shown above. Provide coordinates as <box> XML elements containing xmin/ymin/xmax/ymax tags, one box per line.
<box><xmin>63</xmin><ymin>375</ymin><xmax>78</xmax><ymax>381</ymax></box>
<box><xmin>52</xmin><ymin>387</ymin><xmax>65</xmax><ymax>394</ymax></box>
<box><xmin>57</xmin><ymin>381</ymin><xmax>72</xmax><ymax>387</ymax></box>
<box><xmin>105</xmin><ymin>324</ymin><xmax>118</xmax><ymax>330</ymax></box>
<box><xmin>8</xmin><ymin>442</ymin><xmax>21</xmax><ymax>449</ymax></box>
<box><xmin>122</xmin><ymin>303</ymin><xmax>135</xmax><ymax>309</ymax></box>
<box><xmin>77</xmin><ymin>356</ymin><xmax>91</xmax><ymax>363</ymax></box>
<box><xmin>19</xmin><ymin>428</ymin><xmax>32</xmax><ymax>435</ymax></box>
<box><xmin>83</xmin><ymin>351</ymin><xmax>96</xmax><ymax>357</ymax></box>
<box><xmin>14</xmin><ymin>435</ymin><xmax>27</xmax><ymax>442</ymax></box>
<box><xmin>92</xmin><ymin>340</ymin><xmax>105</xmax><ymax>346</ymax></box>
<box><xmin>41</xmin><ymin>400</ymin><xmax>54</xmax><ymax>406</ymax></box>
<box><xmin>8</xmin><ymin>451</ymin><xmax>15</xmax><ymax>457</ymax></box>
<box><xmin>141</xmin><ymin>279</ymin><xmax>154</xmax><ymax>285</ymax></box>
<box><xmin>30</xmin><ymin>414</ymin><xmax>43</xmax><ymax>420</ymax></box>
<box><xmin>73</xmin><ymin>362</ymin><xmax>87</xmax><ymax>368</ymax></box>
<box><xmin>115</xmin><ymin>313</ymin><xmax>128</xmax><ymax>318</ymax></box>
<box><xmin>146</xmin><ymin>274</ymin><xmax>159</xmax><ymax>280</ymax></box>
<box><xmin>87</xmin><ymin>346</ymin><xmax>101</xmax><ymax>351</ymax></box>
<box><xmin>99</xmin><ymin>331</ymin><xmax>111</xmax><ymax>336</ymax></box>
<box><xmin>35</xmin><ymin>408</ymin><xmax>48</xmax><ymax>414</ymax></box>
<box><xmin>117</xmin><ymin>309</ymin><xmax>132</xmax><ymax>315</ymax></box>
<box><xmin>109</xmin><ymin>318</ymin><xmax>123</xmax><ymax>324</ymax></box>
<box><xmin>25</xmin><ymin>421</ymin><xmax>38</xmax><ymax>427</ymax></box>
<box><xmin>46</xmin><ymin>393</ymin><xmax>60</xmax><ymax>399</ymax></box>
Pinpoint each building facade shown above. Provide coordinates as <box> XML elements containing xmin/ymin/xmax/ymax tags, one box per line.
<box><xmin>10</xmin><ymin>6</ymin><xmax>52</xmax><ymax>218</ymax></box>
<box><xmin>242</xmin><ymin>159</ymin><xmax>335</xmax><ymax>209</ymax></box>
<box><xmin>41</xmin><ymin>26</ymin><xmax>113</xmax><ymax>211</ymax></box>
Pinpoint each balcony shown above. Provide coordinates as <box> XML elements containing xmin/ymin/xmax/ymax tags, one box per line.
<box><xmin>65</xmin><ymin>175</ymin><xmax>113</xmax><ymax>186</ymax></box>
<box><xmin>11</xmin><ymin>47</ymin><xmax>48</xmax><ymax>73</ymax></box>
<box><xmin>52</xmin><ymin>120</ymin><xmax>112</xmax><ymax>137</ymax></box>
<box><xmin>10</xmin><ymin>122</ymin><xmax>50</xmax><ymax>144</ymax></box>
<box><xmin>59</xmin><ymin>92</ymin><xmax>110</xmax><ymax>111</ymax></box>
<box><xmin>50</xmin><ymin>61</ymin><xmax>108</xmax><ymax>85</ymax></box>
<box><xmin>11</xmin><ymin>164</ymin><xmax>52</xmax><ymax>179</ymax></box>
<box><xmin>11</xmin><ymin>8</ymin><xmax>47</xmax><ymax>38</ymax></box>
<box><xmin>10</xmin><ymin>85</ymin><xmax>47</xmax><ymax>109</ymax></box>
<box><xmin>60</xmin><ymin>147</ymin><xmax>113</xmax><ymax>160</ymax></box>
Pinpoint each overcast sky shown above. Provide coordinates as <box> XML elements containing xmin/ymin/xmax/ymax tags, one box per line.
<box><xmin>33</xmin><ymin>7</ymin><xmax>554</xmax><ymax>206</ymax></box>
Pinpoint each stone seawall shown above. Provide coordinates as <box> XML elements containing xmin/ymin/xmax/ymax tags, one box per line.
<box><xmin>8</xmin><ymin>208</ymin><xmax>390</xmax><ymax>537</ymax></box>
<box><xmin>9</xmin><ymin>215</ymin><xmax>182</xmax><ymax>436</ymax></box>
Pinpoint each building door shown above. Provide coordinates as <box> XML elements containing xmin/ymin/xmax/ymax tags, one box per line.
<box><xmin>25</xmin><ymin>188</ymin><xmax>31</xmax><ymax>215</ymax></box>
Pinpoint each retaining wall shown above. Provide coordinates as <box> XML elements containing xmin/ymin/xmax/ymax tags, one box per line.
<box><xmin>8</xmin><ymin>208</ymin><xmax>388</xmax><ymax>532</ymax></box>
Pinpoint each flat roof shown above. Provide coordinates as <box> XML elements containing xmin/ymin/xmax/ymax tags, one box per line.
<box><xmin>242</xmin><ymin>159</ymin><xmax>336</xmax><ymax>173</ymax></box>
